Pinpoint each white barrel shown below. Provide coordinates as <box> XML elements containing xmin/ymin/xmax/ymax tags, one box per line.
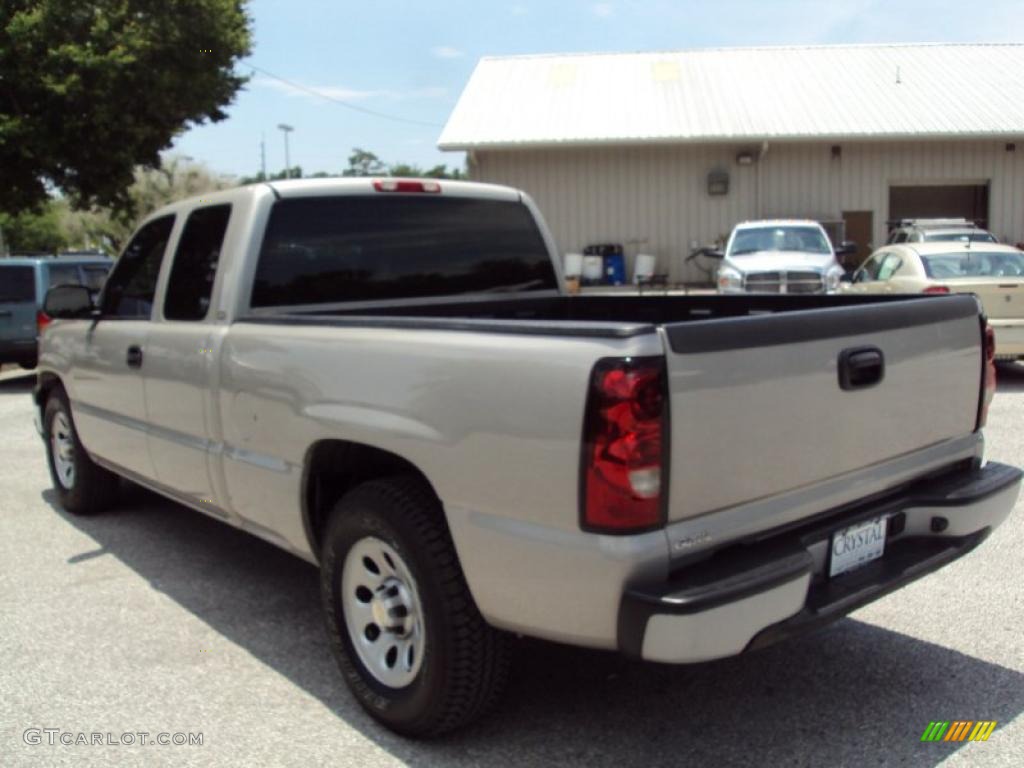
<box><xmin>634</xmin><ymin>253</ymin><xmax>657</xmax><ymax>283</ymax></box>
<box><xmin>582</xmin><ymin>255</ymin><xmax>603</xmax><ymax>282</ymax></box>
<box><xmin>564</xmin><ymin>252</ymin><xmax>584</xmax><ymax>277</ymax></box>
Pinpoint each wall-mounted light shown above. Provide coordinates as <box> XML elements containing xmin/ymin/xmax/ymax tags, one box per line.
<box><xmin>1007</xmin><ymin>143</ymin><xmax>1017</xmax><ymax>152</ymax></box>
<box><xmin>736</xmin><ymin>151</ymin><xmax>754</xmax><ymax>165</ymax></box>
<box><xmin>707</xmin><ymin>169</ymin><xmax>729</xmax><ymax>196</ymax></box>
<box><xmin>831</xmin><ymin>145</ymin><xmax>842</xmax><ymax>160</ymax></box>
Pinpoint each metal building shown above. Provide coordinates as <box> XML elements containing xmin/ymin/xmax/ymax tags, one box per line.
<box><xmin>439</xmin><ymin>43</ymin><xmax>1024</xmax><ymax>283</ymax></box>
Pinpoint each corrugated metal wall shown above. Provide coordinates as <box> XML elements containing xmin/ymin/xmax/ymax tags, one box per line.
<box><xmin>471</xmin><ymin>140</ymin><xmax>1024</xmax><ymax>283</ymax></box>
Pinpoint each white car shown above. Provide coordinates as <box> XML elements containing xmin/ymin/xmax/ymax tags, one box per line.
<box><xmin>886</xmin><ymin>218</ymin><xmax>997</xmax><ymax>245</ymax></box>
<box><xmin>717</xmin><ymin>220</ymin><xmax>848</xmax><ymax>294</ymax></box>
<box><xmin>844</xmin><ymin>242</ymin><xmax>1024</xmax><ymax>360</ymax></box>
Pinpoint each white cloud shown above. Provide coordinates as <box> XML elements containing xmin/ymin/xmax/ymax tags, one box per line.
<box><xmin>253</xmin><ymin>77</ymin><xmax>446</xmax><ymax>104</ymax></box>
<box><xmin>254</xmin><ymin>77</ymin><xmax>378</xmax><ymax>102</ymax></box>
<box><xmin>431</xmin><ymin>45</ymin><xmax>464</xmax><ymax>59</ymax></box>
<box><xmin>592</xmin><ymin>2</ymin><xmax>614</xmax><ymax>17</ymax></box>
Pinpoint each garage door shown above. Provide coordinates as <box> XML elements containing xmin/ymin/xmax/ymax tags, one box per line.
<box><xmin>889</xmin><ymin>184</ymin><xmax>989</xmax><ymax>228</ymax></box>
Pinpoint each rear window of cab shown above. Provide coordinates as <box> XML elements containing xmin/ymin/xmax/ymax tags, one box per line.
<box><xmin>250</xmin><ymin>196</ymin><xmax>557</xmax><ymax>307</ymax></box>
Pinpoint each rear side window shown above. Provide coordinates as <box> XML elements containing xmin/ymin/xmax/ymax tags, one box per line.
<box><xmin>47</xmin><ymin>264</ymin><xmax>82</xmax><ymax>289</ymax></box>
<box><xmin>0</xmin><ymin>266</ymin><xmax>36</xmax><ymax>302</ymax></box>
<box><xmin>102</xmin><ymin>215</ymin><xmax>175</xmax><ymax>318</ymax></box>
<box><xmin>250</xmin><ymin>196</ymin><xmax>557</xmax><ymax>307</ymax></box>
<box><xmin>856</xmin><ymin>253</ymin><xmax>884</xmax><ymax>282</ymax></box>
<box><xmin>165</xmin><ymin>205</ymin><xmax>231</xmax><ymax>320</ymax></box>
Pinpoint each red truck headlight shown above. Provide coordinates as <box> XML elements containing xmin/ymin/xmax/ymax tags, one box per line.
<box><xmin>581</xmin><ymin>357</ymin><xmax>668</xmax><ymax>533</ymax></box>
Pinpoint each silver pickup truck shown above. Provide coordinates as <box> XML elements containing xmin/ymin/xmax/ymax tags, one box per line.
<box><xmin>35</xmin><ymin>178</ymin><xmax>1021</xmax><ymax>737</ymax></box>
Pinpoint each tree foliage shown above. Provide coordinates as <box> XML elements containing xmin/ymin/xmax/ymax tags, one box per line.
<box><xmin>0</xmin><ymin>202</ymin><xmax>67</xmax><ymax>254</ymax></box>
<box><xmin>60</xmin><ymin>156</ymin><xmax>233</xmax><ymax>253</ymax></box>
<box><xmin>342</xmin><ymin>148</ymin><xmax>387</xmax><ymax>177</ymax></box>
<box><xmin>0</xmin><ymin>0</ymin><xmax>252</xmax><ymax>216</ymax></box>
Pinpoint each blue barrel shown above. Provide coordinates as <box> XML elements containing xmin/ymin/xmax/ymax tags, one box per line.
<box><xmin>603</xmin><ymin>253</ymin><xmax>626</xmax><ymax>285</ymax></box>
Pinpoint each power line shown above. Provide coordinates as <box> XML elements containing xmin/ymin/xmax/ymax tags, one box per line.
<box><xmin>245</xmin><ymin>62</ymin><xmax>445</xmax><ymax>128</ymax></box>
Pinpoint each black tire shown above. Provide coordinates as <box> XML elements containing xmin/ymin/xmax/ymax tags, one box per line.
<box><xmin>44</xmin><ymin>388</ymin><xmax>119</xmax><ymax>514</ymax></box>
<box><xmin>320</xmin><ymin>475</ymin><xmax>510</xmax><ymax>737</ymax></box>
<box><xmin>19</xmin><ymin>356</ymin><xmax>37</xmax><ymax>370</ymax></box>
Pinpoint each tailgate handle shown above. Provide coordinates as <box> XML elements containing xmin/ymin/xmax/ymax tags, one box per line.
<box><xmin>838</xmin><ymin>346</ymin><xmax>884</xmax><ymax>391</ymax></box>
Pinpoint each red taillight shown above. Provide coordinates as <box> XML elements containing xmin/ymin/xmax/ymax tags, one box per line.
<box><xmin>978</xmin><ymin>322</ymin><xmax>997</xmax><ymax>429</ymax></box>
<box><xmin>36</xmin><ymin>310</ymin><xmax>52</xmax><ymax>334</ymax></box>
<box><xmin>372</xmin><ymin>179</ymin><xmax>441</xmax><ymax>194</ymax></box>
<box><xmin>923</xmin><ymin>285</ymin><xmax>951</xmax><ymax>294</ymax></box>
<box><xmin>581</xmin><ymin>357</ymin><xmax>667</xmax><ymax>532</ymax></box>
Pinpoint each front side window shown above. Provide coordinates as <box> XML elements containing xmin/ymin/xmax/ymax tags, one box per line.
<box><xmin>877</xmin><ymin>254</ymin><xmax>903</xmax><ymax>281</ymax></box>
<box><xmin>101</xmin><ymin>216</ymin><xmax>175</xmax><ymax>318</ymax></box>
<box><xmin>251</xmin><ymin>196</ymin><xmax>557</xmax><ymax>307</ymax></box>
<box><xmin>855</xmin><ymin>253</ymin><xmax>884</xmax><ymax>282</ymax></box>
<box><xmin>164</xmin><ymin>205</ymin><xmax>231</xmax><ymax>320</ymax></box>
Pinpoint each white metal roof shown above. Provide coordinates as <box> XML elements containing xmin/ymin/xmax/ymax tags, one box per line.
<box><xmin>438</xmin><ymin>44</ymin><xmax>1024</xmax><ymax>150</ymax></box>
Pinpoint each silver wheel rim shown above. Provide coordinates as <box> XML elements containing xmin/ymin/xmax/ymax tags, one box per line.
<box><xmin>51</xmin><ymin>410</ymin><xmax>76</xmax><ymax>490</ymax></box>
<box><xmin>341</xmin><ymin>536</ymin><xmax>426</xmax><ymax>689</ymax></box>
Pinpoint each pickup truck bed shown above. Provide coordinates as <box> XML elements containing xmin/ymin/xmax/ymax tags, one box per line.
<box><xmin>34</xmin><ymin>178</ymin><xmax>1020</xmax><ymax>737</ymax></box>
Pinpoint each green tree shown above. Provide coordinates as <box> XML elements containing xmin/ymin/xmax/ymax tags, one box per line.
<box><xmin>60</xmin><ymin>156</ymin><xmax>233</xmax><ymax>254</ymax></box>
<box><xmin>342</xmin><ymin>148</ymin><xmax>386</xmax><ymax>177</ymax></box>
<box><xmin>0</xmin><ymin>202</ymin><xmax>67</xmax><ymax>254</ymax></box>
<box><xmin>239</xmin><ymin>166</ymin><xmax>303</xmax><ymax>185</ymax></box>
<box><xmin>0</xmin><ymin>0</ymin><xmax>252</xmax><ymax>216</ymax></box>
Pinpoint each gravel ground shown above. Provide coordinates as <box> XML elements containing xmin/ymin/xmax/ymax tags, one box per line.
<box><xmin>1</xmin><ymin>363</ymin><xmax>1022</xmax><ymax>767</ymax></box>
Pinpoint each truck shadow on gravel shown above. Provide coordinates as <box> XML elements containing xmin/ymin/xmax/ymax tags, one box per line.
<box><xmin>996</xmin><ymin>361</ymin><xmax>1024</xmax><ymax>393</ymax></box>
<box><xmin>45</xmin><ymin>486</ymin><xmax>1023</xmax><ymax>768</ymax></box>
<box><xmin>0</xmin><ymin>371</ymin><xmax>35</xmax><ymax>394</ymax></box>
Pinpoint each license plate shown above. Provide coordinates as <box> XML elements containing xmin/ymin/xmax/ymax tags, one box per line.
<box><xmin>829</xmin><ymin>516</ymin><xmax>887</xmax><ymax>577</ymax></box>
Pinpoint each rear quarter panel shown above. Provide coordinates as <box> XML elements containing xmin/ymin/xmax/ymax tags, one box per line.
<box><xmin>216</xmin><ymin>322</ymin><xmax>664</xmax><ymax>556</ymax></box>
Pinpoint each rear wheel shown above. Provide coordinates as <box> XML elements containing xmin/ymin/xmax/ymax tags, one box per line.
<box><xmin>320</xmin><ymin>475</ymin><xmax>510</xmax><ymax>737</ymax></box>
<box><xmin>18</xmin><ymin>356</ymin><xmax>37</xmax><ymax>370</ymax></box>
<box><xmin>44</xmin><ymin>389</ymin><xmax>119</xmax><ymax>514</ymax></box>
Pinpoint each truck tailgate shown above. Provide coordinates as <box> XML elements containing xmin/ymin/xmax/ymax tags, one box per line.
<box><xmin>661</xmin><ymin>295</ymin><xmax>983</xmax><ymax>522</ymax></box>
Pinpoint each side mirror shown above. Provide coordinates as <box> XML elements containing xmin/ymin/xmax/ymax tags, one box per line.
<box><xmin>839</xmin><ymin>273</ymin><xmax>853</xmax><ymax>283</ymax></box>
<box><xmin>834</xmin><ymin>241</ymin><xmax>858</xmax><ymax>257</ymax></box>
<box><xmin>43</xmin><ymin>284</ymin><xmax>96</xmax><ymax>319</ymax></box>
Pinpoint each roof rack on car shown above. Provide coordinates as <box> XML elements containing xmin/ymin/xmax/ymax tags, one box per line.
<box><xmin>886</xmin><ymin>218</ymin><xmax>978</xmax><ymax>228</ymax></box>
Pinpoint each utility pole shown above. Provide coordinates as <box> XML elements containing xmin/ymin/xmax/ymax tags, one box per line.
<box><xmin>260</xmin><ymin>133</ymin><xmax>267</xmax><ymax>180</ymax></box>
<box><xmin>277</xmin><ymin>123</ymin><xmax>294</xmax><ymax>179</ymax></box>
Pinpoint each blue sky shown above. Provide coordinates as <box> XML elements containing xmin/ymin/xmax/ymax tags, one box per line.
<box><xmin>172</xmin><ymin>0</ymin><xmax>1020</xmax><ymax>179</ymax></box>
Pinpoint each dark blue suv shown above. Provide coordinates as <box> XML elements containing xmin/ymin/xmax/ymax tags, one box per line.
<box><xmin>0</xmin><ymin>254</ymin><xmax>112</xmax><ymax>369</ymax></box>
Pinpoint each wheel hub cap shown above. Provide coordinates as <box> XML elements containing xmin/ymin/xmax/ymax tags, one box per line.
<box><xmin>341</xmin><ymin>537</ymin><xmax>425</xmax><ymax>689</ymax></box>
<box><xmin>50</xmin><ymin>411</ymin><xmax>76</xmax><ymax>490</ymax></box>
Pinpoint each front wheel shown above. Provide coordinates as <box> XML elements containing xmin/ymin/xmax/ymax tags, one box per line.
<box><xmin>320</xmin><ymin>476</ymin><xmax>510</xmax><ymax>737</ymax></box>
<box><xmin>44</xmin><ymin>389</ymin><xmax>119</xmax><ymax>514</ymax></box>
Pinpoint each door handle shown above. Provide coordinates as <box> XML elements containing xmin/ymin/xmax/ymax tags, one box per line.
<box><xmin>838</xmin><ymin>346</ymin><xmax>884</xmax><ymax>391</ymax></box>
<box><xmin>126</xmin><ymin>345</ymin><xmax>144</xmax><ymax>369</ymax></box>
